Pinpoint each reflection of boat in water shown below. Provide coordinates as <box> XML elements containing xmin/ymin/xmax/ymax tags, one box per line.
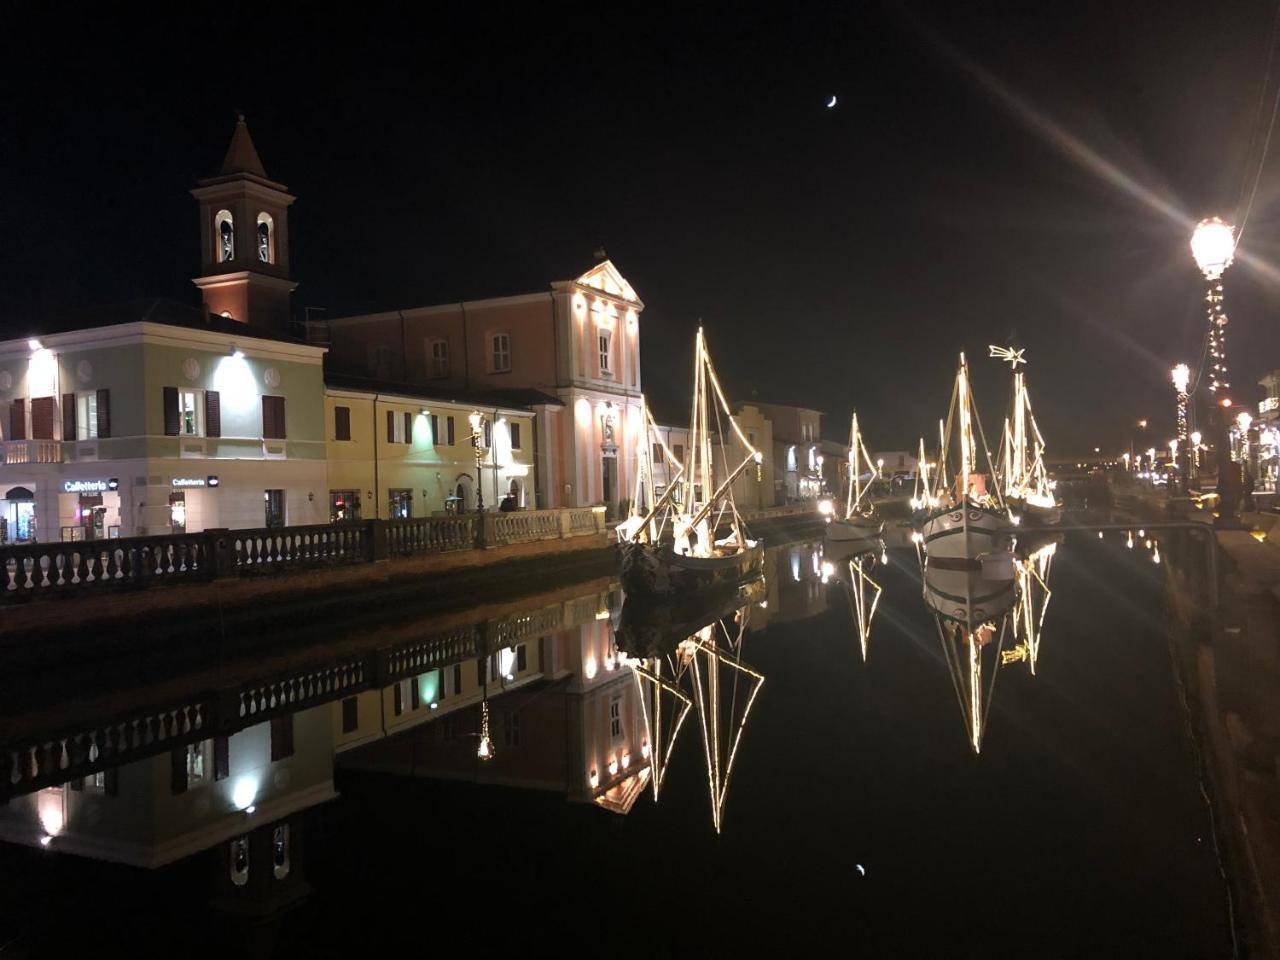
<box><xmin>618</xmin><ymin>581</ymin><xmax>765</xmax><ymax>833</ymax></box>
<box><xmin>824</xmin><ymin>411</ymin><xmax>884</xmax><ymax>544</ymax></box>
<box><xmin>991</xmin><ymin>345</ymin><xmax>1062</xmax><ymax>526</ymax></box>
<box><xmin>620</xmin><ymin>326</ymin><xmax>764</xmax><ymax>599</ymax></box>
<box><xmin>913</xmin><ymin>353</ymin><xmax>1013</xmax><ymax>562</ymax></box>
<box><xmin>1005</xmin><ymin>538</ymin><xmax>1058</xmax><ymax>675</ymax></box>
<box><xmin>922</xmin><ymin>556</ymin><xmax>1017</xmax><ymax>754</ymax></box>
<box><xmin>835</xmin><ymin>540</ymin><xmax>885</xmax><ymax>661</ymax></box>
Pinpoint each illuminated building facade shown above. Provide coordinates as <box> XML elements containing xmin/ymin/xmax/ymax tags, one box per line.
<box><xmin>0</xmin><ymin>119</ymin><xmax>328</xmax><ymax>540</ymax></box>
<box><xmin>322</xmin><ymin>262</ymin><xmax>645</xmax><ymax>517</ymax></box>
<box><xmin>1257</xmin><ymin>369</ymin><xmax>1280</xmax><ymax>495</ymax></box>
<box><xmin>750</xmin><ymin>402</ymin><xmax>824</xmax><ymax>502</ymax></box>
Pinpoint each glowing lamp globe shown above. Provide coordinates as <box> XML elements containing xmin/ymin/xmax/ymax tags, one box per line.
<box><xmin>1237</xmin><ymin>411</ymin><xmax>1253</xmax><ymax>432</ymax></box>
<box><xmin>1171</xmin><ymin>363</ymin><xmax>1190</xmax><ymax>394</ymax></box>
<box><xmin>1190</xmin><ymin>217</ymin><xmax>1235</xmax><ymax>280</ymax></box>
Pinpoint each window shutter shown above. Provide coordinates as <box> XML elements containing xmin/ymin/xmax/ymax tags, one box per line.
<box><xmin>270</xmin><ymin>715</ymin><xmax>294</xmax><ymax>761</ymax></box>
<box><xmin>96</xmin><ymin>389</ymin><xmax>111</xmax><ymax>438</ymax></box>
<box><xmin>62</xmin><ymin>393</ymin><xmax>76</xmax><ymax>440</ymax></box>
<box><xmin>511</xmin><ymin>422</ymin><xmax>521</xmax><ymax>450</ymax></box>
<box><xmin>335</xmin><ymin>406</ymin><xmax>351</xmax><ymax>441</ymax></box>
<box><xmin>447</xmin><ymin>416</ymin><xmax>455</xmax><ymax>445</ymax></box>
<box><xmin>30</xmin><ymin>397</ymin><xmax>55</xmax><ymax>440</ymax></box>
<box><xmin>262</xmin><ymin>396</ymin><xmax>286</xmax><ymax>440</ymax></box>
<box><xmin>213</xmin><ymin>736</ymin><xmax>230</xmax><ymax>781</ymax></box>
<box><xmin>163</xmin><ymin>386</ymin><xmax>179</xmax><ymax>436</ymax></box>
<box><xmin>386</xmin><ymin>409</ymin><xmax>395</xmax><ymax>443</ymax></box>
<box><xmin>170</xmin><ymin>747</ymin><xmax>188</xmax><ymax>795</ymax></box>
<box><xmin>204</xmin><ymin>390</ymin><xmax>221</xmax><ymax>438</ymax></box>
<box><xmin>404</xmin><ymin>411</ymin><xmax>412</xmax><ymax>444</ymax></box>
<box><xmin>9</xmin><ymin>399</ymin><xmax>24</xmax><ymax>441</ymax></box>
<box><xmin>430</xmin><ymin>414</ymin><xmax>439</xmax><ymax>445</ymax></box>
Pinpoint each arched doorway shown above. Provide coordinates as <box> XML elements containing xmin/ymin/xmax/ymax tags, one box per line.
<box><xmin>451</xmin><ymin>474</ymin><xmax>475</xmax><ymax>514</ymax></box>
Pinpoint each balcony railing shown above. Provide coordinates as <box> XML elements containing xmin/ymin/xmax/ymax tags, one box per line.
<box><xmin>3</xmin><ymin>440</ymin><xmax>62</xmax><ymax>465</ymax></box>
<box><xmin>0</xmin><ymin>508</ymin><xmax>608</xmax><ymax>603</ymax></box>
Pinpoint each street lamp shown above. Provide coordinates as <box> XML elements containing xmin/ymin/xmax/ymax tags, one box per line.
<box><xmin>468</xmin><ymin>410</ymin><xmax>486</xmax><ymax>513</ymax></box>
<box><xmin>1190</xmin><ymin>430</ymin><xmax>1203</xmax><ymax>483</ymax></box>
<box><xmin>1191</xmin><ymin>217</ymin><xmax>1235</xmax><ymax>397</ymax></box>
<box><xmin>1171</xmin><ymin>363</ymin><xmax>1191</xmax><ymax>492</ymax></box>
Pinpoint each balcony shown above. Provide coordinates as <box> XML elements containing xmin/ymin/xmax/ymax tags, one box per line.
<box><xmin>3</xmin><ymin>440</ymin><xmax>62</xmax><ymax>465</ymax></box>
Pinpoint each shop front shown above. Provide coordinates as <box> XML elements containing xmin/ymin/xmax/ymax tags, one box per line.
<box><xmin>58</xmin><ymin>479</ymin><xmax>121</xmax><ymax>541</ymax></box>
<box><xmin>169</xmin><ymin>475</ymin><xmax>220</xmax><ymax>534</ymax></box>
<box><xmin>2</xmin><ymin>486</ymin><xmax>37</xmax><ymax>544</ymax></box>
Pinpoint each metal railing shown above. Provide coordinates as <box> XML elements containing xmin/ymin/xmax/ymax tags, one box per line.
<box><xmin>0</xmin><ymin>508</ymin><xmax>608</xmax><ymax>603</ymax></box>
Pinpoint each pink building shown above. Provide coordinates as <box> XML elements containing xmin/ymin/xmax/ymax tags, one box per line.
<box><xmin>323</xmin><ymin>260</ymin><xmax>644</xmax><ymax>515</ymax></box>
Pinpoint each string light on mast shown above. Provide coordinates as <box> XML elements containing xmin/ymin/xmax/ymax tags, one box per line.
<box><xmin>1171</xmin><ymin>363</ymin><xmax>1190</xmax><ymax>490</ymax></box>
<box><xmin>1190</xmin><ymin>217</ymin><xmax>1236</xmax><ymax>396</ymax></box>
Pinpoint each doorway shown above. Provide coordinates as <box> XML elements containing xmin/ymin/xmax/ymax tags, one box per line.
<box><xmin>265</xmin><ymin>489</ymin><xmax>285</xmax><ymax>528</ymax></box>
<box><xmin>169</xmin><ymin>492</ymin><xmax>187</xmax><ymax>534</ymax></box>
<box><xmin>602</xmin><ymin>455</ymin><xmax>616</xmax><ymax>516</ymax></box>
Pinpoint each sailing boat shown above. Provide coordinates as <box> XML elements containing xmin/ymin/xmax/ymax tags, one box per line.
<box><xmin>619</xmin><ymin>326</ymin><xmax>765</xmax><ymax>599</ymax></box>
<box><xmin>1003</xmin><ymin>538</ymin><xmax>1057</xmax><ymax>675</ymax></box>
<box><xmin>823</xmin><ymin>411</ymin><xmax>885</xmax><ymax>543</ymax></box>
<box><xmin>913</xmin><ymin>352</ymin><xmax>1014</xmax><ymax>563</ymax></box>
<box><xmin>616</xmin><ymin>394</ymin><xmax>684</xmax><ymax>545</ymax></box>
<box><xmin>990</xmin><ymin>345</ymin><xmax>1061</xmax><ymax>525</ymax></box>
<box><xmin>834</xmin><ymin>541</ymin><xmax>885</xmax><ymax>661</ymax></box>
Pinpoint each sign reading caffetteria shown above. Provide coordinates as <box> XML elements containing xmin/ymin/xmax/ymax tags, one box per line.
<box><xmin>172</xmin><ymin>476</ymin><xmax>219</xmax><ymax>489</ymax></box>
<box><xmin>63</xmin><ymin>479</ymin><xmax>113</xmax><ymax>494</ymax></box>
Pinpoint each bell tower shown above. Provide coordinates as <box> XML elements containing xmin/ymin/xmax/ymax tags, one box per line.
<box><xmin>192</xmin><ymin>114</ymin><xmax>297</xmax><ymax>332</ymax></box>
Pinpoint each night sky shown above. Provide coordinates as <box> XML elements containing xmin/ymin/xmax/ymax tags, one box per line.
<box><xmin>4</xmin><ymin>1</ymin><xmax>1280</xmax><ymax>453</ymax></box>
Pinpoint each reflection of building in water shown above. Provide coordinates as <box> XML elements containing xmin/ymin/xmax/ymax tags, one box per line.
<box><xmin>0</xmin><ymin>703</ymin><xmax>334</xmax><ymax>914</ymax></box>
<box><xmin>334</xmin><ymin>586</ymin><xmax>653</xmax><ymax>814</ymax></box>
<box><xmin>757</xmin><ymin>540</ymin><xmax>833</xmax><ymax>627</ymax></box>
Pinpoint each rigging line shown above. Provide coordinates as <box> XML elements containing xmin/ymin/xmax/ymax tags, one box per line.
<box><xmin>1235</xmin><ymin>0</ymin><xmax>1280</xmax><ymax>242</ymax></box>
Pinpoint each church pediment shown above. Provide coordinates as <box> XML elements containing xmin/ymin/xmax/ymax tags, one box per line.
<box><xmin>574</xmin><ymin>260</ymin><xmax>642</xmax><ymax>306</ymax></box>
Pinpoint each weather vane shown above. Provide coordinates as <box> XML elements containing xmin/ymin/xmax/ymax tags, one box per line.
<box><xmin>988</xmin><ymin>345</ymin><xmax>1026</xmax><ymax>369</ymax></box>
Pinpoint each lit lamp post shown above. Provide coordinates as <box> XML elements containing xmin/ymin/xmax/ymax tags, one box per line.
<box><xmin>468</xmin><ymin>410</ymin><xmax>486</xmax><ymax>514</ymax></box>
<box><xmin>1171</xmin><ymin>363</ymin><xmax>1190</xmax><ymax>492</ymax></box>
<box><xmin>1190</xmin><ymin>430</ymin><xmax>1203</xmax><ymax>484</ymax></box>
<box><xmin>1191</xmin><ymin>217</ymin><xmax>1240</xmax><ymax>520</ymax></box>
<box><xmin>1237</xmin><ymin>410</ymin><xmax>1253</xmax><ymax>470</ymax></box>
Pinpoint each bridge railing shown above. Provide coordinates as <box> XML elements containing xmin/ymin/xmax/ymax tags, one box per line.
<box><xmin>0</xmin><ymin>508</ymin><xmax>607</xmax><ymax>603</ymax></box>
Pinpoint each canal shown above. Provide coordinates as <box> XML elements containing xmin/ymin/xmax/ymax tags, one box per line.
<box><xmin>0</xmin><ymin>532</ymin><xmax>1235</xmax><ymax>956</ymax></box>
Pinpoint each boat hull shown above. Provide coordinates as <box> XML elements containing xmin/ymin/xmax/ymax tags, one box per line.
<box><xmin>824</xmin><ymin>518</ymin><xmax>884</xmax><ymax>543</ymax></box>
<box><xmin>1008</xmin><ymin>497</ymin><xmax>1062</xmax><ymax>526</ymax></box>
<box><xmin>620</xmin><ymin>540</ymin><xmax>764</xmax><ymax>600</ymax></box>
<box><xmin>919</xmin><ymin>505</ymin><xmax>1012</xmax><ymax>561</ymax></box>
<box><xmin>923</xmin><ymin>562</ymin><xmax>1017</xmax><ymax>628</ymax></box>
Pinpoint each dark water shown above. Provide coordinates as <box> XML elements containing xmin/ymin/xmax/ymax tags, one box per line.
<box><xmin>0</xmin><ymin>533</ymin><xmax>1234</xmax><ymax>957</ymax></box>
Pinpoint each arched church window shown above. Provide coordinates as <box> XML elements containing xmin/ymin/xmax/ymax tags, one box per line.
<box><xmin>215</xmin><ymin>210</ymin><xmax>234</xmax><ymax>263</ymax></box>
<box><xmin>256</xmin><ymin>212</ymin><xmax>274</xmax><ymax>264</ymax></box>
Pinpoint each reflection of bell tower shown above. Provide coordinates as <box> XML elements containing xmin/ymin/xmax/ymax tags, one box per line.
<box><xmin>191</xmin><ymin>114</ymin><xmax>297</xmax><ymax>332</ymax></box>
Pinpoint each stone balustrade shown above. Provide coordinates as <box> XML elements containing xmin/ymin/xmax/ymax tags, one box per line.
<box><xmin>0</xmin><ymin>507</ymin><xmax>607</xmax><ymax>604</ymax></box>
<box><xmin>2</xmin><ymin>439</ymin><xmax>62</xmax><ymax>465</ymax></box>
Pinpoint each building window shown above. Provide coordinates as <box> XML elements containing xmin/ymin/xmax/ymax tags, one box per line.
<box><xmin>446</xmin><ymin>416</ymin><xmax>456</xmax><ymax>446</ymax></box>
<box><xmin>330</xmin><ymin>489</ymin><xmax>360</xmax><ymax>522</ymax></box>
<box><xmin>76</xmin><ymin>393</ymin><xmax>98</xmax><ymax>440</ymax></box>
<box><xmin>256</xmin><ymin>212</ymin><xmax>274</xmax><ymax>263</ymax></box>
<box><xmin>387</xmin><ymin>409</ymin><xmax>409</xmax><ymax>444</ymax></box>
<box><xmin>430</xmin><ymin>339</ymin><xmax>450</xmax><ymax>379</ymax></box>
<box><xmin>652</xmin><ymin>442</ymin><xmax>662</xmax><ymax>463</ymax></box>
<box><xmin>510</xmin><ymin>422</ymin><xmax>522</xmax><ymax>450</ymax></box>
<box><xmin>482</xmin><ymin>419</ymin><xmax>491</xmax><ymax>448</ymax></box>
<box><xmin>388</xmin><ymin>489</ymin><xmax>412</xmax><ymax>519</ymax></box>
<box><xmin>673</xmin><ymin>444</ymin><xmax>685</xmax><ymax>463</ymax></box>
<box><xmin>272</xmin><ymin>825</ymin><xmax>290</xmax><ymax>880</ymax></box>
<box><xmin>369</xmin><ymin>344</ymin><xmax>392</xmax><ymax>380</ymax></box>
<box><xmin>609</xmin><ymin>698</ymin><xmax>623</xmax><ymax>741</ymax></box>
<box><xmin>598</xmin><ymin>332</ymin><xmax>612</xmax><ymax>376</ymax></box>
<box><xmin>517</xmin><ymin>644</ymin><xmax>527</xmax><ymax>671</ymax></box>
<box><xmin>179</xmin><ymin>389</ymin><xmax>202</xmax><ymax>436</ymax></box>
<box><xmin>187</xmin><ymin>741</ymin><xmax>208</xmax><ymax>784</ymax></box>
<box><xmin>787</xmin><ymin>446</ymin><xmax>797</xmax><ymax>471</ymax></box>
<box><xmin>430</xmin><ymin>413</ymin><xmax>440</xmax><ymax>445</ymax></box>
<box><xmin>334</xmin><ymin>406</ymin><xmax>351</xmax><ymax>441</ymax></box>
<box><xmin>230</xmin><ymin>837</ymin><xmax>249</xmax><ymax>886</ymax></box>
<box><xmin>491</xmin><ymin>333</ymin><xmax>511</xmax><ymax>373</ymax></box>
<box><xmin>262</xmin><ymin>396</ymin><xmax>287</xmax><ymax>439</ymax></box>
<box><xmin>341</xmin><ymin>696</ymin><xmax>359</xmax><ymax>733</ymax></box>
<box><xmin>215</xmin><ymin>210</ymin><xmax>234</xmax><ymax>263</ymax></box>
<box><xmin>265</xmin><ymin>489</ymin><xmax>285</xmax><ymax>528</ymax></box>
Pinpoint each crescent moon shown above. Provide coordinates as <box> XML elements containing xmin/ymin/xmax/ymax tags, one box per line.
<box><xmin>826</xmin><ymin>95</ymin><xmax>838</xmax><ymax>108</ymax></box>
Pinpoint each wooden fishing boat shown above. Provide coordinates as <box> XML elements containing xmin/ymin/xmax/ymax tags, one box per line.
<box><xmin>991</xmin><ymin>345</ymin><xmax>1062</xmax><ymax>526</ymax></box>
<box><xmin>620</xmin><ymin>326</ymin><xmax>764</xmax><ymax>600</ymax></box>
<box><xmin>823</xmin><ymin>411</ymin><xmax>885</xmax><ymax>543</ymax></box>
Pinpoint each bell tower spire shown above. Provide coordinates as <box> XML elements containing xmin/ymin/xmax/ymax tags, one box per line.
<box><xmin>191</xmin><ymin>114</ymin><xmax>297</xmax><ymax>332</ymax></box>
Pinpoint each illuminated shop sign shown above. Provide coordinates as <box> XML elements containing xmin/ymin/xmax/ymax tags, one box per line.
<box><xmin>63</xmin><ymin>479</ymin><xmax>118</xmax><ymax>494</ymax></box>
<box><xmin>172</xmin><ymin>476</ymin><xmax>219</xmax><ymax>489</ymax></box>
<box><xmin>1260</xmin><ymin>397</ymin><xmax>1279</xmax><ymax>414</ymax></box>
